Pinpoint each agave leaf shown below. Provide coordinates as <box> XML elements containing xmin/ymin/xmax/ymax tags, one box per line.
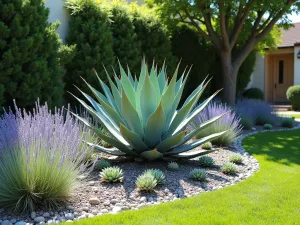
<box><xmin>161</xmin><ymin>63</ymin><xmax>180</xmax><ymax>121</ymax></box>
<box><xmin>182</xmin><ymin>111</ymin><xmax>230</xmax><ymax>145</ymax></box>
<box><xmin>157</xmin><ymin>64</ymin><xmax>167</xmax><ymax>94</ymax></box>
<box><xmin>166</xmin><ymin>130</ymin><xmax>227</xmax><ymax>155</ymax></box>
<box><xmin>140</xmin><ymin>148</ymin><xmax>163</xmax><ymax>161</ymax></box>
<box><xmin>119</xmin><ymin>61</ymin><xmax>136</xmax><ymax>107</ymax></box>
<box><xmin>170</xmin><ymin>149</ymin><xmax>218</xmax><ymax>159</ymax></box>
<box><xmin>127</xmin><ymin>65</ymin><xmax>135</xmax><ymax>87</ymax></box>
<box><xmin>149</xmin><ymin>65</ymin><xmax>161</xmax><ymax>103</ymax></box>
<box><xmin>120</xmin><ymin>123</ymin><xmax>149</xmax><ymax>153</ymax></box>
<box><xmin>140</xmin><ymin>72</ymin><xmax>158</xmax><ymax>126</ymax></box>
<box><xmin>121</xmin><ymin>87</ymin><xmax>144</xmax><ymax>138</ymax></box>
<box><xmin>172</xmin><ymin>90</ymin><xmax>221</xmax><ymax>135</ymax></box>
<box><xmin>85</xmin><ymin>142</ymin><xmax>127</xmax><ymax>156</ymax></box>
<box><xmin>156</xmin><ymin>131</ymin><xmax>185</xmax><ymax>153</ymax></box>
<box><xmin>165</xmin><ymin>81</ymin><xmax>209</xmax><ymax>137</ymax></box>
<box><xmin>144</xmin><ymin>102</ymin><xmax>166</xmax><ymax>147</ymax></box>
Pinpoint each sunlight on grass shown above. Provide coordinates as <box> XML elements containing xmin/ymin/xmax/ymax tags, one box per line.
<box><xmin>64</xmin><ymin>129</ymin><xmax>300</xmax><ymax>225</ymax></box>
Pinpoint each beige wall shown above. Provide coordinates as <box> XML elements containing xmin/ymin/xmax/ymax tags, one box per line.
<box><xmin>45</xmin><ymin>0</ymin><xmax>70</xmax><ymax>43</ymax></box>
<box><xmin>294</xmin><ymin>46</ymin><xmax>300</xmax><ymax>85</ymax></box>
<box><xmin>247</xmin><ymin>54</ymin><xmax>265</xmax><ymax>92</ymax></box>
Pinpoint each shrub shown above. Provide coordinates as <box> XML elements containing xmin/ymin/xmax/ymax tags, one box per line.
<box><xmin>221</xmin><ymin>163</ymin><xmax>238</xmax><ymax>175</ymax></box>
<box><xmin>189</xmin><ymin>169</ymin><xmax>207</xmax><ymax>181</ymax></box>
<box><xmin>198</xmin><ymin>156</ymin><xmax>214</xmax><ymax>168</ymax></box>
<box><xmin>136</xmin><ymin>174</ymin><xmax>157</xmax><ymax>191</ymax></box>
<box><xmin>264</xmin><ymin>124</ymin><xmax>273</xmax><ymax>130</ymax></box>
<box><xmin>243</xmin><ymin>88</ymin><xmax>264</xmax><ymax>101</ymax></box>
<box><xmin>100</xmin><ymin>166</ymin><xmax>124</xmax><ymax>183</ymax></box>
<box><xmin>94</xmin><ymin>159</ymin><xmax>111</xmax><ymax>171</ymax></box>
<box><xmin>280</xmin><ymin>117</ymin><xmax>295</xmax><ymax>128</ymax></box>
<box><xmin>102</xmin><ymin>1</ymin><xmax>141</xmax><ymax>73</ymax></box>
<box><xmin>235</xmin><ymin>99</ymin><xmax>278</xmax><ymax>126</ymax></box>
<box><xmin>189</xmin><ymin>102</ymin><xmax>242</xmax><ymax>146</ymax></box>
<box><xmin>0</xmin><ymin>0</ymin><xmax>72</xmax><ymax>109</ymax></box>
<box><xmin>168</xmin><ymin>162</ymin><xmax>179</xmax><ymax>170</ymax></box>
<box><xmin>130</xmin><ymin>4</ymin><xmax>177</xmax><ymax>71</ymax></box>
<box><xmin>74</xmin><ymin>60</ymin><xmax>225</xmax><ymax>161</ymax></box>
<box><xmin>202</xmin><ymin>142</ymin><xmax>213</xmax><ymax>150</ymax></box>
<box><xmin>229</xmin><ymin>154</ymin><xmax>243</xmax><ymax>164</ymax></box>
<box><xmin>144</xmin><ymin>169</ymin><xmax>165</xmax><ymax>185</ymax></box>
<box><xmin>287</xmin><ymin>85</ymin><xmax>300</xmax><ymax>111</ymax></box>
<box><xmin>65</xmin><ymin>0</ymin><xmax>115</xmax><ymax>105</ymax></box>
<box><xmin>239</xmin><ymin>116</ymin><xmax>254</xmax><ymax>130</ymax></box>
<box><xmin>0</xmin><ymin>102</ymin><xmax>92</xmax><ymax>212</ymax></box>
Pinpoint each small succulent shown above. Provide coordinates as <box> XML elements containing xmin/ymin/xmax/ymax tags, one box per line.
<box><xmin>263</xmin><ymin>124</ymin><xmax>273</xmax><ymax>130</ymax></box>
<box><xmin>198</xmin><ymin>156</ymin><xmax>214</xmax><ymax>167</ymax></box>
<box><xmin>100</xmin><ymin>166</ymin><xmax>124</xmax><ymax>183</ymax></box>
<box><xmin>221</xmin><ymin>162</ymin><xmax>237</xmax><ymax>175</ymax></box>
<box><xmin>189</xmin><ymin>169</ymin><xmax>207</xmax><ymax>181</ymax></box>
<box><xmin>202</xmin><ymin>142</ymin><xmax>213</xmax><ymax>150</ymax></box>
<box><xmin>280</xmin><ymin>117</ymin><xmax>295</xmax><ymax>128</ymax></box>
<box><xmin>94</xmin><ymin>159</ymin><xmax>111</xmax><ymax>171</ymax></box>
<box><xmin>144</xmin><ymin>169</ymin><xmax>165</xmax><ymax>185</ymax></box>
<box><xmin>136</xmin><ymin>174</ymin><xmax>157</xmax><ymax>191</ymax></box>
<box><xmin>229</xmin><ymin>154</ymin><xmax>243</xmax><ymax>164</ymax></box>
<box><xmin>168</xmin><ymin>162</ymin><xmax>179</xmax><ymax>170</ymax></box>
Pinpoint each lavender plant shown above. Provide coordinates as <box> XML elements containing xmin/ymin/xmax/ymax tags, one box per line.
<box><xmin>0</xmin><ymin>101</ymin><xmax>93</xmax><ymax>212</ymax></box>
<box><xmin>189</xmin><ymin>103</ymin><xmax>242</xmax><ymax>146</ymax></box>
<box><xmin>235</xmin><ymin>99</ymin><xmax>278</xmax><ymax>127</ymax></box>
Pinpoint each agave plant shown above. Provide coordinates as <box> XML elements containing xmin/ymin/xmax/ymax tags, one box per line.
<box><xmin>71</xmin><ymin>60</ymin><xmax>228</xmax><ymax>160</ymax></box>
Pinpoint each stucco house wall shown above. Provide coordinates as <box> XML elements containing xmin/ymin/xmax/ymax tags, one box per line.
<box><xmin>248</xmin><ymin>54</ymin><xmax>265</xmax><ymax>92</ymax></box>
<box><xmin>294</xmin><ymin>46</ymin><xmax>300</xmax><ymax>85</ymax></box>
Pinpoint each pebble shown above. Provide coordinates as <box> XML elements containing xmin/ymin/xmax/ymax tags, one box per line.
<box><xmin>89</xmin><ymin>197</ymin><xmax>100</xmax><ymax>205</ymax></box>
<box><xmin>1</xmin><ymin>220</ymin><xmax>10</xmax><ymax>225</ymax></box>
<box><xmin>30</xmin><ymin>212</ymin><xmax>36</xmax><ymax>220</ymax></box>
<box><xmin>101</xmin><ymin>209</ymin><xmax>109</xmax><ymax>213</ymax></box>
<box><xmin>110</xmin><ymin>199</ymin><xmax>118</xmax><ymax>204</ymax></box>
<box><xmin>33</xmin><ymin>217</ymin><xmax>45</xmax><ymax>223</ymax></box>
<box><xmin>65</xmin><ymin>213</ymin><xmax>74</xmax><ymax>220</ymax></box>
<box><xmin>112</xmin><ymin>207</ymin><xmax>122</xmax><ymax>214</ymax></box>
<box><xmin>140</xmin><ymin>196</ymin><xmax>147</xmax><ymax>202</ymax></box>
<box><xmin>42</xmin><ymin>213</ymin><xmax>50</xmax><ymax>218</ymax></box>
<box><xmin>15</xmin><ymin>222</ymin><xmax>26</xmax><ymax>225</ymax></box>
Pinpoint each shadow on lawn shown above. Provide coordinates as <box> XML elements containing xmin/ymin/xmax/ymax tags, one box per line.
<box><xmin>243</xmin><ymin>129</ymin><xmax>300</xmax><ymax>166</ymax></box>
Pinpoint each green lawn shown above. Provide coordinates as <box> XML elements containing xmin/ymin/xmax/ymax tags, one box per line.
<box><xmin>69</xmin><ymin>129</ymin><xmax>300</xmax><ymax>225</ymax></box>
<box><xmin>277</xmin><ymin>112</ymin><xmax>300</xmax><ymax>119</ymax></box>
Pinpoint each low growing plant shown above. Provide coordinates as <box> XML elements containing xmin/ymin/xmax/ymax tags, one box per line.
<box><xmin>229</xmin><ymin>154</ymin><xmax>243</xmax><ymax>164</ymax></box>
<box><xmin>189</xmin><ymin>169</ymin><xmax>207</xmax><ymax>181</ymax></box>
<box><xmin>168</xmin><ymin>162</ymin><xmax>179</xmax><ymax>170</ymax></box>
<box><xmin>198</xmin><ymin>156</ymin><xmax>214</xmax><ymax>168</ymax></box>
<box><xmin>94</xmin><ymin>159</ymin><xmax>111</xmax><ymax>171</ymax></box>
<box><xmin>286</xmin><ymin>85</ymin><xmax>300</xmax><ymax>111</ymax></box>
<box><xmin>136</xmin><ymin>173</ymin><xmax>157</xmax><ymax>191</ymax></box>
<box><xmin>202</xmin><ymin>142</ymin><xmax>212</xmax><ymax>150</ymax></box>
<box><xmin>0</xmin><ymin>102</ymin><xmax>92</xmax><ymax>212</ymax></box>
<box><xmin>189</xmin><ymin>102</ymin><xmax>242</xmax><ymax>146</ymax></box>
<box><xmin>264</xmin><ymin>124</ymin><xmax>273</xmax><ymax>130</ymax></box>
<box><xmin>221</xmin><ymin>162</ymin><xmax>238</xmax><ymax>175</ymax></box>
<box><xmin>280</xmin><ymin>117</ymin><xmax>295</xmax><ymax>128</ymax></box>
<box><xmin>144</xmin><ymin>169</ymin><xmax>165</xmax><ymax>185</ymax></box>
<box><xmin>100</xmin><ymin>166</ymin><xmax>124</xmax><ymax>183</ymax></box>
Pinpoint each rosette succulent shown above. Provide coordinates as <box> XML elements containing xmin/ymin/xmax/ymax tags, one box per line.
<box><xmin>72</xmin><ymin>60</ymin><xmax>227</xmax><ymax>160</ymax></box>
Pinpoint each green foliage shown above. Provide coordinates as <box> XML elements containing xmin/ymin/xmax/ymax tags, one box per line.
<box><xmin>136</xmin><ymin>173</ymin><xmax>157</xmax><ymax>191</ymax></box>
<box><xmin>100</xmin><ymin>166</ymin><xmax>124</xmax><ymax>183</ymax></box>
<box><xmin>202</xmin><ymin>142</ymin><xmax>212</xmax><ymax>150</ymax></box>
<box><xmin>240</xmin><ymin>116</ymin><xmax>254</xmax><ymax>130</ymax></box>
<box><xmin>229</xmin><ymin>154</ymin><xmax>243</xmax><ymax>164</ymax></box>
<box><xmin>0</xmin><ymin>0</ymin><xmax>71</xmax><ymax>109</ymax></box>
<box><xmin>221</xmin><ymin>162</ymin><xmax>238</xmax><ymax>175</ymax></box>
<box><xmin>264</xmin><ymin>124</ymin><xmax>273</xmax><ymax>130</ymax></box>
<box><xmin>130</xmin><ymin>4</ymin><xmax>177</xmax><ymax>71</ymax></box>
<box><xmin>243</xmin><ymin>88</ymin><xmax>264</xmax><ymax>101</ymax></box>
<box><xmin>189</xmin><ymin>169</ymin><xmax>207</xmax><ymax>181</ymax></box>
<box><xmin>74</xmin><ymin>60</ymin><xmax>225</xmax><ymax>161</ymax></box>
<box><xmin>94</xmin><ymin>159</ymin><xmax>111</xmax><ymax>171</ymax></box>
<box><xmin>286</xmin><ymin>85</ymin><xmax>300</xmax><ymax>111</ymax></box>
<box><xmin>198</xmin><ymin>156</ymin><xmax>214</xmax><ymax>168</ymax></box>
<box><xmin>144</xmin><ymin>169</ymin><xmax>165</xmax><ymax>185</ymax></box>
<box><xmin>65</xmin><ymin>0</ymin><xmax>115</xmax><ymax>105</ymax></box>
<box><xmin>168</xmin><ymin>162</ymin><xmax>179</xmax><ymax>170</ymax></box>
<box><xmin>280</xmin><ymin>117</ymin><xmax>295</xmax><ymax>128</ymax></box>
<box><xmin>103</xmin><ymin>1</ymin><xmax>141</xmax><ymax>74</ymax></box>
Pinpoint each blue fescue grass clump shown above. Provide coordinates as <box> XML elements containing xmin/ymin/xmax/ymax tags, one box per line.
<box><xmin>235</xmin><ymin>99</ymin><xmax>278</xmax><ymax>127</ymax></box>
<box><xmin>189</xmin><ymin>102</ymin><xmax>242</xmax><ymax>146</ymax></box>
<box><xmin>0</xmin><ymin>101</ymin><xmax>94</xmax><ymax>212</ymax></box>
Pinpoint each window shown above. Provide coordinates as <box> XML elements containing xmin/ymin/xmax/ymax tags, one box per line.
<box><xmin>279</xmin><ymin>60</ymin><xmax>284</xmax><ymax>84</ymax></box>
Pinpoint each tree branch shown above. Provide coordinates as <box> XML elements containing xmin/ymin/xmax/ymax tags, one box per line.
<box><xmin>219</xmin><ymin>1</ymin><xmax>231</xmax><ymax>50</ymax></box>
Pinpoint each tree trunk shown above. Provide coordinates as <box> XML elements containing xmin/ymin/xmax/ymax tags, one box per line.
<box><xmin>219</xmin><ymin>51</ymin><xmax>238</xmax><ymax>106</ymax></box>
